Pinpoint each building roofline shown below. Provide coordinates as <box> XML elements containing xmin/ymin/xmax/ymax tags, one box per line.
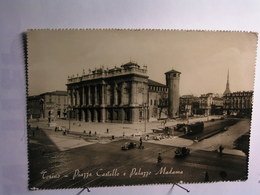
<box><xmin>165</xmin><ymin>69</ymin><xmax>181</xmax><ymax>74</ymax></box>
<box><xmin>148</xmin><ymin>79</ymin><xmax>166</xmax><ymax>87</ymax></box>
<box><xmin>32</xmin><ymin>90</ymin><xmax>68</xmax><ymax>96</ymax></box>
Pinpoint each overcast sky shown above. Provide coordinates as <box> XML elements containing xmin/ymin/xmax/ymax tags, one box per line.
<box><xmin>28</xmin><ymin>30</ymin><xmax>257</xmax><ymax>96</ymax></box>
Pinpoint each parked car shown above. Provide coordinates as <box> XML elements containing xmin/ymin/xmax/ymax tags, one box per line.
<box><xmin>152</xmin><ymin>128</ymin><xmax>164</xmax><ymax>133</ymax></box>
<box><xmin>153</xmin><ymin>135</ymin><xmax>165</xmax><ymax>140</ymax></box>
<box><xmin>175</xmin><ymin>147</ymin><xmax>190</xmax><ymax>158</ymax></box>
<box><xmin>132</xmin><ymin>132</ymin><xmax>142</xmax><ymax>136</ymax></box>
<box><xmin>175</xmin><ymin>123</ymin><xmax>186</xmax><ymax>132</ymax></box>
<box><xmin>55</xmin><ymin>126</ymin><xmax>66</xmax><ymax>131</ymax></box>
<box><xmin>121</xmin><ymin>142</ymin><xmax>137</xmax><ymax>150</ymax></box>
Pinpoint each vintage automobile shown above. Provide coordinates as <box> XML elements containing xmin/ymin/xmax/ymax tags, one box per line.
<box><xmin>55</xmin><ymin>126</ymin><xmax>67</xmax><ymax>131</ymax></box>
<box><xmin>152</xmin><ymin>128</ymin><xmax>164</xmax><ymax>133</ymax></box>
<box><xmin>175</xmin><ymin>123</ymin><xmax>186</xmax><ymax>132</ymax></box>
<box><xmin>174</xmin><ymin>147</ymin><xmax>190</xmax><ymax>158</ymax></box>
<box><xmin>121</xmin><ymin>142</ymin><xmax>137</xmax><ymax>150</ymax></box>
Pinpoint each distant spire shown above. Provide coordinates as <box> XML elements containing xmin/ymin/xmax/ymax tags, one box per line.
<box><xmin>223</xmin><ymin>69</ymin><xmax>231</xmax><ymax>95</ymax></box>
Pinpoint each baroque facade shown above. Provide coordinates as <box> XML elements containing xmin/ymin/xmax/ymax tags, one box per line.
<box><xmin>67</xmin><ymin>62</ymin><xmax>180</xmax><ymax>123</ymax></box>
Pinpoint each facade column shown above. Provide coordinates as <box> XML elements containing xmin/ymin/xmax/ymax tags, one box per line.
<box><xmin>120</xmin><ymin>82</ymin><xmax>125</xmax><ymax>106</ymax></box>
<box><xmin>72</xmin><ymin>89</ymin><xmax>75</xmax><ymax>106</ymax></box>
<box><xmin>101</xmin><ymin>84</ymin><xmax>105</xmax><ymax>106</ymax></box>
<box><xmin>82</xmin><ymin>86</ymin><xmax>85</xmax><ymax>106</ymax></box>
<box><xmin>93</xmin><ymin>109</ymin><xmax>98</xmax><ymax>122</ymax></box>
<box><xmin>74</xmin><ymin>89</ymin><xmax>77</xmax><ymax>106</ymax></box>
<box><xmin>94</xmin><ymin>85</ymin><xmax>98</xmax><ymax>105</ymax></box>
<box><xmin>130</xmin><ymin>81</ymin><xmax>137</xmax><ymax>105</ymax></box>
<box><xmin>87</xmin><ymin>109</ymin><xmax>91</xmax><ymax>122</ymax></box>
<box><xmin>100</xmin><ymin>108</ymin><xmax>106</xmax><ymax>122</ymax></box>
<box><xmin>81</xmin><ymin>109</ymin><xmax>85</xmax><ymax>121</ymax></box>
<box><xmin>68</xmin><ymin>89</ymin><xmax>71</xmax><ymax>106</ymax></box>
<box><xmin>72</xmin><ymin>89</ymin><xmax>77</xmax><ymax>106</ymax></box>
<box><xmin>76</xmin><ymin>89</ymin><xmax>80</xmax><ymax>106</ymax></box>
<box><xmin>88</xmin><ymin>86</ymin><xmax>91</xmax><ymax>105</ymax></box>
<box><xmin>119</xmin><ymin>108</ymin><xmax>125</xmax><ymax>122</ymax></box>
<box><xmin>114</xmin><ymin>82</ymin><xmax>118</xmax><ymax>105</ymax></box>
<box><xmin>75</xmin><ymin>109</ymin><xmax>79</xmax><ymax>120</ymax></box>
<box><xmin>77</xmin><ymin>89</ymin><xmax>80</xmax><ymax>106</ymax></box>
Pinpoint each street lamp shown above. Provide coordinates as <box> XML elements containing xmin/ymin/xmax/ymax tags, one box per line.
<box><xmin>40</xmin><ymin>98</ymin><xmax>45</xmax><ymax>119</ymax></box>
<box><xmin>143</xmin><ymin>103</ymin><xmax>148</xmax><ymax>132</ymax></box>
<box><xmin>67</xmin><ymin>106</ymin><xmax>73</xmax><ymax>130</ymax></box>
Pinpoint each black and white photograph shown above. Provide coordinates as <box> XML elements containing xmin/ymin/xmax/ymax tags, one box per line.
<box><xmin>27</xmin><ymin>29</ymin><xmax>257</xmax><ymax>189</ymax></box>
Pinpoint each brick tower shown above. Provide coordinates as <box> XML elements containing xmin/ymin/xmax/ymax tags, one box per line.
<box><xmin>165</xmin><ymin>69</ymin><xmax>181</xmax><ymax>118</ymax></box>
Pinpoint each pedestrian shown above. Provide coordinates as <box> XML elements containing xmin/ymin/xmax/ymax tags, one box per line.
<box><xmin>107</xmin><ymin>128</ymin><xmax>109</xmax><ymax>133</ymax></box>
<box><xmin>139</xmin><ymin>137</ymin><xmax>143</xmax><ymax>149</ymax></box>
<box><xmin>204</xmin><ymin>171</ymin><xmax>209</xmax><ymax>182</ymax></box>
<box><xmin>219</xmin><ymin>145</ymin><xmax>224</xmax><ymax>156</ymax></box>
<box><xmin>157</xmin><ymin>153</ymin><xmax>162</xmax><ymax>164</ymax></box>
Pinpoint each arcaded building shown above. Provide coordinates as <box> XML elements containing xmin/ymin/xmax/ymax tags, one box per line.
<box><xmin>67</xmin><ymin>62</ymin><xmax>181</xmax><ymax>123</ymax></box>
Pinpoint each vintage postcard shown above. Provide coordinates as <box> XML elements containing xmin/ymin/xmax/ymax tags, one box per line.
<box><xmin>27</xmin><ymin>29</ymin><xmax>257</xmax><ymax>189</ymax></box>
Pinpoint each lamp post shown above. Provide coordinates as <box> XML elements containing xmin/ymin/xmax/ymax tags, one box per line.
<box><xmin>185</xmin><ymin>106</ymin><xmax>189</xmax><ymax>124</ymax></box>
<box><xmin>67</xmin><ymin>106</ymin><xmax>72</xmax><ymax>130</ymax></box>
<box><xmin>143</xmin><ymin>103</ymin><xmax>147</xmax><ymax>132</ymax></box>
<box><xmin>40</xmin><ymin>98</ymin><xmax>45</xmax><ymax>119</ymax></box>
